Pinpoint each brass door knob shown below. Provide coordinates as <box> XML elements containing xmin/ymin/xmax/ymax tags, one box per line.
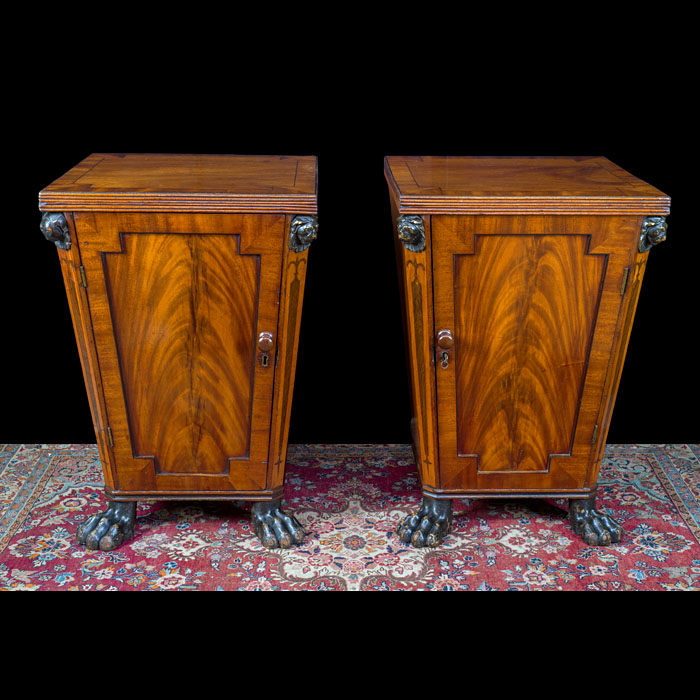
<box><xmin>437</xmin><ymin>329</ymin><xmax>454</xmax><ymax>349</ymax></box>
<box><xmin>258</xmin><ymin>332</ymin><xmax>274</xmax><ymax>352</ymax></box>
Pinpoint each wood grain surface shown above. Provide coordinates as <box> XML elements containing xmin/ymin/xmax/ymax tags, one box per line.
<box><xmin>41</xmin><ymin>154</ymin><xmax>316</xmax><ymax>503</ymax></box>
<box><xmin>73</xmin><ymin>212</ymin><xmax>284</xmax><ymax>498</ymax></box>
<box><xmin>104</xmin><ymin>233</ymin><xmax>259</xmax><ymax>474</ymax></box>
<box><xmin>267</xmin><ymin>216</ymin><xmax>311</xmax><ymax>491</ymax></box>
<box><xmin>385</xmin><ymin>188</ymin><xmax>660</xmax><ymax>499</ymax></box>
<box><xmin>55</xmin><ymin>215</ymin><xmax>116</xmax><ymax>489</ymax></box>
<box><xmin>39</xmin><ymin>154</ymin><xmax>318</xmax><ymax>214</ymax></box>
<box><xmin>391</xmin><ymin>200</ymin><xmax>440</xmax><ymax>490</ymax></box>
<box><xmin>451</xmin><ymin>234</ymin><xmax>604</xmax><ymax>472</ymax></box>
<box><xmin>386</xmin><ymin>156</ymin><xmax>670</xmax><ymax>499</ymax></box>
<box><xmin>430</xmin><ymin>214</ymin><xmax>648</xmax><ymax>496</ymax></box>
<box><xmin>385</xmin><ymin>156</ymin><xmax>670</xmax><ymax>215</ymax></box>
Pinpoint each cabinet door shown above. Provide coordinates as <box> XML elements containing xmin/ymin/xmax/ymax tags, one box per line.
<box><xmin>431</xmin><ymin>215</ymin><xmax>641</xmax><ymax>495</ymax></box>
<box><xmin>73</xmin><ymin>212</ymin><xmax>283</xmax><ymax>497</ymax></box>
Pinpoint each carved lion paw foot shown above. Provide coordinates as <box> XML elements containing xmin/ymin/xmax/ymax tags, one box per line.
<box><xmin>76</xmin><ymin>501</ymin><xmax>137</xmax><ymax>551</ymax></box>
<box><xmin>397</xmin><ymin>496</ymin><xmax>453</xmax><ymax>547</ymax></box>
<box><xmin>251</xmin><ymin>500</ymin><xmax>305</xmax><ymax>549</ymax></box>
<box><xmin>569</xmin><ymin>497</ymin><xmax>623</xmax><ymax>546</ymax></box>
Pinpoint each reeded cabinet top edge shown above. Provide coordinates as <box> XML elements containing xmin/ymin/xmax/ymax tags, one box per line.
<box><xmin>384</xmin><ymin>156</ymin><xmax>670</xmax><ymax>214</ymax></box>
<box><xmin>39</xmin><ymin>153</ymin><xmax>318</xmax><ymax>212</ymax></box>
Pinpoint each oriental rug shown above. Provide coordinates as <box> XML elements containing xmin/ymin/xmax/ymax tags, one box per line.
<box><xmin>1</xmin><ymin>443</ymin><xmax>698</xmax><ymax>591</ymax></box>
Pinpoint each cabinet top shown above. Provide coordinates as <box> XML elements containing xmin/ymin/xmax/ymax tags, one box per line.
<box><xmin>39</xmin><ymin>154</ymin><xmax>318</xmax><ymax>214</ymax></box>
<box><xmin>384</xmin><ymin>156</ymin><xmax>670</xmax><ymax>215</ymax></box>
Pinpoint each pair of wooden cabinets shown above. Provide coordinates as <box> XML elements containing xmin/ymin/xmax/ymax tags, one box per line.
<box><xmin>39</xmin><ymin>154</ymin><xmax>670</xmax><ymax>551</ymax></box>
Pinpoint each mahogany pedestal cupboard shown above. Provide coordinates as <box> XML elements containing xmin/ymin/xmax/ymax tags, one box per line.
<box><xmin>39</xmin><ymin>154</ymin><xmax>318</xmax><ymax>551</ymax></box>
<box><xmin>386</xmin><ymin>156</ymin><xmax>670</xmax><ymax>547</ymax></box>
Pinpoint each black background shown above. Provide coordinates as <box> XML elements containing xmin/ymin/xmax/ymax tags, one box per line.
<box><xmin>4</xmin><ymin>74</ymin><xmax>697</xmax><ymax>448</ymax></box>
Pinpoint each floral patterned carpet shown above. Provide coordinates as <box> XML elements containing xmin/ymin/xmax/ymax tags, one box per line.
<box><xmin>1</xmin><ymin>443</ymin><xmax>698</xmax><ymax>590</ymax></box>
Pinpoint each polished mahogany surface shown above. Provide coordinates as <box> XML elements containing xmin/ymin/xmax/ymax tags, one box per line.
<box><xmin>104</xmin><ymin>233</ymin><xmax>260</xmax><ymax>472</ymax></box>
<box><xmin>39</xmin><ymin>153</ymin><xmax>318</xmax><ymax>213</ymax></box>
<box><xmin>452</xmin><ymin>234</ymin><xmax>603</xmax><ymax>472</ymax></box>
<box><xmin>70</xmin><ymin>212</ymin><xmax>285</xmax><ymax>497</ymax></box>
<box><xmin>43</xmin><ymin>153</ymin><xmax>317</xmax><ymax>502</ymax></box>
<box><xmin>428</xmin><ymin>214</ymin><xmax>646</xmax><ymax>495</ymax></box>
<box><xmin>384</xmin><ymin>156</ymin><xmax>670</xmax><ymax>215</ymax></box>
<box><xmin>387</xmin><ymin>156</ymin><xmax>670</xmax><ymax>498</ymax></box>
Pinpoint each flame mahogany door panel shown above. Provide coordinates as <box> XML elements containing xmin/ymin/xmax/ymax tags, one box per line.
<box><xmin>73</xmin><ymin>212</ymin><xmax>283</xmax><ymax>497</ymax></box>
<box><xmin>431</xmin><ymin>215</ymin><xmax>642</xmax><ymax>496</ymax></box>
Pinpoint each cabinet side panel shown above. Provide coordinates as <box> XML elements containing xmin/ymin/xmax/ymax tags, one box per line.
<box><xmin>268</xmin><ymin>217</ymin><xmax>309</xmax><ymax>490</ymax></box>
<box><xmin>390</xmin><ymin>198</ymin><xmax>439</xmax><ymax>490</ymax></box>
<box><xmin>588</xmin><ymin>219</ymin><xmax>651</xmax><ymax>483</ymax></box>
<box><xmin>56</xmin><ymin>215</ymin><xmax>116</xmax><ymax>489</ymax></box>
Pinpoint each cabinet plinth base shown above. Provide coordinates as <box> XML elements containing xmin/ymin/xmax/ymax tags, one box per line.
<box><xmin>421</xmin><ymin>484</ymin><xmax>598</xmax><ymax>500</ymax></box>
<box><xmin>105</xmin><ymin>488</ymin><xmax>284</xmax><ymax>502</ymax></box>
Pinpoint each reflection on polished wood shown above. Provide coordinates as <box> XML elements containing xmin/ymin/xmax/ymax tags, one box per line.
<box><xmin>385</xmin><ymin>156</ymin><xmax>670</xmax><ymax>215</ymax></box>
<box><xmin>453</xmin><ymin>234</ymin><xmax>604</xmax><ymax>473</ymax></box>
<box><xmin>104</xmin><ymin>232</ymin><xmax>259</xmax><ymax>474</ymax></box>
<box><xmin>39</xmin><ymin>153</ymin><xmax>318</xmax><ymax>213</ymax></box>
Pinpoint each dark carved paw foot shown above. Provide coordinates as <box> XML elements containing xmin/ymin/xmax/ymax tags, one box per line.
<box><xmin>251</xmin><ymin>500</ymin><xmax>305</xmax><ymax>549</ymax></box>
<box><xmin>76</xmin><ymin>501</ymin><xmax>137</xmax><ymax>551</ymax></box>
<box><xmin>569</xmin><ymin>496</ymin><xmax>622</xmax><ymax>546</ymax></box>
<box><xmin>397</xmin><ymin>496</ymin><xmax>453</xmax><ymax>547</ymax></box>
